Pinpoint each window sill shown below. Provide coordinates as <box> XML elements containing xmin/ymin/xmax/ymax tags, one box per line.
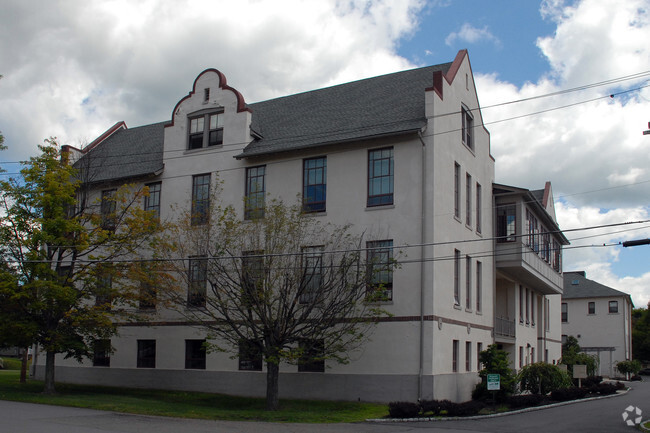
<box><xmin>365</xmin><ymin>204</ymin><xmax>395</xmax><ymax>211</ymax></box>
<box><xmin>184</xmin><ymin>145</ymin><xmax>224</xmax><ymax>155</ymax></box>
<box><xmin>453</xmin><ymin>304</ymin><xmax>462</xmax><ymax>310</ymax></box>
<box><xmin>465</xmin><ymin>308</ymin><xmax>472</xmax><ymax>313</ymax></box>
<box><xmin>462</xmin><ymin>142</ymin><xmax>476</xmax><ymax>156</ymax></box>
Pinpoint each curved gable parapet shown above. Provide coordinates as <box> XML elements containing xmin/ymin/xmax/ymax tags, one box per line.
<box><xmin>166</xmin><ymin>68</ymin><xmax>251</xmax><ymax>128</ymax></box>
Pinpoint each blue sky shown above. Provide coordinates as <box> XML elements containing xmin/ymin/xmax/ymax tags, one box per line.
<box><xmin>399</xmin><ymin>1</ymin><xmax>557</xmax><ymax>86</ymax></box>
<box><xmin>0</xmin><ymin>0</ymin><xmax>649</xmax><ymax>307</ymax></box>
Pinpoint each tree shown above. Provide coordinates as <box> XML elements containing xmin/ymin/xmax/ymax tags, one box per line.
<box><xmin>0</xmin><ymin>139</ymin><xmax>160</xmax><ymax>394</ymax></box>
<box><xmin>632</xmin><ymin>303</ymin><xmax>650</xmax><ymax>362</ymax></box>
<box><xmin>157</xmin><ymin>195</ymin><xmax>391</xmax><ymax>410</ymax></box>
<box><xmin>517</xmin><ymin>362</ymin><xmax>571</xmax><ymax>395</ymax></box>
<box><xmin>473</xmin><ymin>344</ymin><xmax>516</xmax><ymax>401</ymax></box>
<box><xmin>616</xmin><ymin>359</ymin><xmax>641</xmax><ymax>379</ymax></box>
<box><xmin>560</xmin><ymin>335</ymin><xmax>599</xmax><ymax>377</ymax></box>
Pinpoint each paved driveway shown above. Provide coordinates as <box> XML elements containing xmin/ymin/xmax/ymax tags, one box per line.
<box><xmin>1</xmin><ymin>380</ymin><xmax>648</xmax><ymax>433</ymax></box>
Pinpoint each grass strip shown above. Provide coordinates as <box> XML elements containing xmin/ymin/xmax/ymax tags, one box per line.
<box><xmin>0</xmin><ymin>370</ymin><xmax>387</xmax><ymax>423</ymax></box>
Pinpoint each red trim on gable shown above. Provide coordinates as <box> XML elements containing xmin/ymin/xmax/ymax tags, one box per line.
<box><xmin>446</xmin><ymin>49</ymin><xmax>467</xmax><ymax>84</ymax></box>
<box><xmin>166</xmin><ymin>68</ymin><xmax>251</xmax><ymax>128</ymax></box>
<box><xmin>84</xmin><ymin>121</ymin><xmax>127</xmax><ymax>152</ymax></box>
<box><xmin>426</xmin><ymin>49</ymin><xmax>468</xmax><ymax>100</ymax></box>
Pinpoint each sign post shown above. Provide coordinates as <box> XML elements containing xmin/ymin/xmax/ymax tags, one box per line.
<box><xmin>487</xmin><ymin>374</ymin><xmax>500</xmax><ymax>410</ymax></box>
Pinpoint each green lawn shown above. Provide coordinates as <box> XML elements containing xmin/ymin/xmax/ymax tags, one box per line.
<box><xmin>0</xmin><ymin>370</ymin><xmax>387</xmax><ymax>423</ymax></box>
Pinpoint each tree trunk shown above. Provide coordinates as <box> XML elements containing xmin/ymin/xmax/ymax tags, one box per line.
<box><xmin>19</xmin><ymin>348</ymin><xmax>28</xmax><ymax>383</ymax></box>
<box><xmin>43</xmin><ymin>350</ymin><xmax>56</xmax><ymax>394</ymax></box>
<box><xmin>266</xmin><ymin>361</ymin><xmax>280</xmax><ymax>411</ymax></box>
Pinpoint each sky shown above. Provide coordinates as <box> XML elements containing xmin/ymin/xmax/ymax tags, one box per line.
<box><xmin>0</xmin><ymin>0</ymin><xmax>649</xmax><ymax>308</ymax></box>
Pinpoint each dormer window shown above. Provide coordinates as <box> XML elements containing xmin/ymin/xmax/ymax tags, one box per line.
<box><xmin>188</xmin><ymin>111</ymin><xmax>224</xmax><ymax>150</ymax></box>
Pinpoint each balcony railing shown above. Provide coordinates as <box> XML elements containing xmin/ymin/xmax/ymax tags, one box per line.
<box><xmin>495</xmin><ymin>316</ymin><xmax>516</xmax><ymax>338</ymax></box>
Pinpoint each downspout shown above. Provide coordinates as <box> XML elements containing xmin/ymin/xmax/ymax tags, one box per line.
<box><xmin>417</xmin><ymin>129</ymin><xmax>428</xmax><ymax>400</ymax></box>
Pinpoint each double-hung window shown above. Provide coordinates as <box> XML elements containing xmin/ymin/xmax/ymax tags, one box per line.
<box><xmin>101</xmin><ymin>189</ymin><xmax>117</xmax><ymax>231</ymax></box>
<box><xmin>300</xmin><ymin>247</ymin><xmax>323</xmax><ymax>304</ymax></box>
<box><xmin>462</xmin><ymin>106</ymin><xmax>474</xmax><ymax>150</ymax></box>
<box><xmin>367</xmin><ymin>240</ymin><xmax>393</xmax><ymax>300</ymax></box>
<box><xmin>185</xmin><ymin>339</ymin><xmax>206</xmax><ymax>369</ymax></box>
<box><xmin>454</xmin><ymin>163</ymin><xmax>461</xmax><ymax>219</ymax></box>
<box><xmin>465</xmin><ymin>255</ymin><xmax>472</xmax><ymax>310</ymax></box>
<box><xmin>476</xmin><ymin>182</ymin><xmax>482</xmax><ymax>233</ymax></box>
<box><xmin>188</xmin><ymin>256</ymin><xmax>207</xmax><ymax>308</ymax></box>
<box><xmin>93</xmin><ymin>339</ymin><xmax>111</xmax><ymax>367</ymax></box>
<box><xmin>238</xmin><ymin>339</ymin><xmax>263</xmax><ymax>371</ymax></box>
<box><xmin>144</xmin><ymin>182</ymin><xmax>161</xmax><ymax>221</ymax></box>
<box><xmin>242</xmin><ymin>251</ymin><xmax>264</xmax><ymax>306</ymax></box>
<box><xmin>609</xmin><ymin>300</ymin><xmax>619</xmax><ymax>314</ymax></box>
<box><xmin>191</xmin><ymin>174</ymin><xmax>210</xmax><ymax>225</ymax></box>
<box><xmin>137</xmin><ymin>340</ymin><xmax>156</xmax><ymax>368</ymax></box>
<box><xmin>465</xmin><ymin>173</ymin><xmax>472</xmax><ymax>226</ymax></box>
<box><xmin>188</xmin><ymin>111</ymin><xmax>224</xmax><ymax>149</ymax></box>
<box><xmin>298</xmin><ymin>339</ymin><xmax>325</xmax><ymax>372</ymax></box>
<box><xmin>561</xmin><ymin>302</ymin><xmax>568</xmax><ymax>322</ymax></box>
<box><xmin>367</xmin><ymin>148</ymin><xmax>393</xmax><ymax>207</ymax></box>
<box><xmin>245</xmin><ymin>166</ymin><xmax>265</xmax><ymax>219</ymax></box>
<box><xmin>303</xmin><ymin>157</ymin><xmax>326</xmax><ymax>212</ymax></box>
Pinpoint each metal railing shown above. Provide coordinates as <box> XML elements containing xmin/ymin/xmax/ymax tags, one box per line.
<box><xmin>495</xmin><ymin>316</ymin><xmax>516</xmax><ymax>337</ymax></box>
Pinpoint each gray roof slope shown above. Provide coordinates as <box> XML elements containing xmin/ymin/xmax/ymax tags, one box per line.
<box><xmin>75</xmin><ymin>122</ymin><xmax>166</xmax><ymax>184</ymax></box>
<box><xmin>563</xmin><ymin>271</ymin><xmax>632</xmax><ymax>301</ymax></box>
<box><xmin>78</xmin><ymin>62</ymin><xmax>452</xmax><ymax>180</ymax></box>
<box><xmin>240</xmin><ymin>62</ymin><xmax>452</xmax><ymax>158</ymax></box>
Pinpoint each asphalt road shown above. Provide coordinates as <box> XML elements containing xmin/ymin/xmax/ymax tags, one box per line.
<box><xmin>1</xmin><ymin>380</ymin><xmax>648</xmax><ymax>433</ymax></box>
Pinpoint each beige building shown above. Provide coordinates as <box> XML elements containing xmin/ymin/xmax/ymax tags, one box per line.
<box><xmin>32</xmin><ymin>50</ymin><xmax>566</xmax><ymax>403</ymax></box>
<box><xmin>562</xmin><ymin>271</ymin><xmax>634</xmax><ymax>377</ymax></box>
<box><xmin>493</xmin><ymin>183</ymin><xmax>569</xmax><ymax>370</ymax></box>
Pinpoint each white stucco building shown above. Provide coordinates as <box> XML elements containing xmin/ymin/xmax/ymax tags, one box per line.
<box><xmin>493</xmin><ymin>183</ymin><xmax>569</xmax><ymax>371</ymax></box>
<box><xmin>32</xmin><ymin>50</ymin><xmax>566</xmax><ymax>403</ymax></box>
<box><xmin>562</xmin><ymin>271</ymin><xmax>634</xmax><ymax>377</ymax></box>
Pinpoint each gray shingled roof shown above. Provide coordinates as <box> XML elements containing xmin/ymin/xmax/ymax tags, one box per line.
<box><xmin>563</xmin><ymin>271</ymin><xmax>632</xmax><ymax>301</ymax></box>
<box><xmin>78</xmin><ymin>62</ymin><xmax>453</xmax><ymax>180</ymax></box>
<box><xmin>239</xmin><ymin>63</ymin><xmax>453</xmax><ymax>158</ymax></box>
<box><xmin>75</xmin><ymin>122</ymin><xmax>166</xmax><ymax>184</ymax></box>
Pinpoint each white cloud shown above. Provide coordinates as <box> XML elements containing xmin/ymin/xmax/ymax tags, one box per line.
<box><xmin>476</xmin><ymin>0</ymin><xmax>650</xmax><ymax>306</ymax></box>
<box><xmin>0</xmin><ymin>0</ymin><xmax>424</xmax><ymax>160</ymax></box>
<box><xmin>445</xmin><ymin>23</ymin><xmax>501</xmax><ymax>47</ymax></box>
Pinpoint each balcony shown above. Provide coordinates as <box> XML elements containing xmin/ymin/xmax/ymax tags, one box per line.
<box><xmin>495</xmin><ymin>316</ymin><xmax>516</xmax><ymax>342</ymax></box>
<box><xmin>495</xmin><ymin>241</ymin><xmax>563</xmax><ymax>295</ymax></box>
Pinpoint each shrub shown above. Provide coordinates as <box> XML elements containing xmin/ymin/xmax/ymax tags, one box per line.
<box><xmin>630</xmin><ymin>375</ymin><xmax>642</xmax><ymax>382</ymax></box>
<box><xmin>420</xmin><ymin>399</ymin><xmax>453</xmax><ymax>416</ymax></box>
<box><xmin>517</xmin><ymin>362</ymin><xmax>572</xmax><ymax>395</ymax></box>
<box><xmin>580</xmin><ymin>375</ymin><xmax>602</xmax><ymax>388</ymax></box>
<box><xmin>550</xmin><ymin>387</ymin><xmax>588</xmax><ymax>402</ymax></box>
<box><xmin>615</xmin><ymin>381</ymin><xmax>627</xmax><ymax>390</ymax></box>
<box><xmin>445</xmin><ymin>400</ymin><xmax>486</xmax><ymax>417</ymax></box>
<box><xmin>595</xmin><ymin>383</ymin><xmax>618</xmax><ymax>395</ymax></box>
<box><xmin>506</xmin><ymin>394</ymin><xmax>545</xmax><ymax>408</ymax></box>
<box><xmin>616</xmin><ymin>360</ymin><xmax>642</xmax><ymax>377</ymax></box>
<box><xmin>388</xmin><ymin>401</ymin><xmax>420</xmax><ymax>418</ymax></box>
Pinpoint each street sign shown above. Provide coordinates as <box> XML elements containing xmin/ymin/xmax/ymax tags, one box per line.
<box><xmin>487</xmin><ymin>373</ymin><xmax>500</xmax><ymax>391</ymax></box>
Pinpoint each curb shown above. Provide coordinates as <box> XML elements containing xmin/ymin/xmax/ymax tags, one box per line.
<box><xmin>367</xmin><ymin>388</ymin><xmax>629</xmax><ymax>423</ymax></box>
<box><xmin>639</xmin><ymin>419</ymin><xmax>650</xmax><ymax>432</ymax></box>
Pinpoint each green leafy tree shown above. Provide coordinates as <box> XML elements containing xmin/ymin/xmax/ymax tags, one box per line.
<box><xmin>517</xmin><ymin>362</ymin><xmax>572</xmax><ymax>395</ymax></box>
<box><xmin>560</xmin><ymin>335</ymin><xmax>599</xmax><ymax>377</ymax></box>
<box><xmin>632</xmin><ymin>303</ymin><xmax>650</xmax><ymax>362</ymax></box>
<box><xmin>157</xmin><ymin>195</ymin><xmax>392</xmax><ymax>410</ymax></box>
<box><xmin>0</xmin><ymin>139</ymin><xmax>160</xmax><ymax>394</ymax></box>
<box><xmin>473</xmin><ymin>344</ymin><xmax>516</xmax><ymax>401</ymax></box>
<box><xmin>616</xmin><ymin>360</ymin><xmax>641</xmax><ymax>379</ymax></box>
